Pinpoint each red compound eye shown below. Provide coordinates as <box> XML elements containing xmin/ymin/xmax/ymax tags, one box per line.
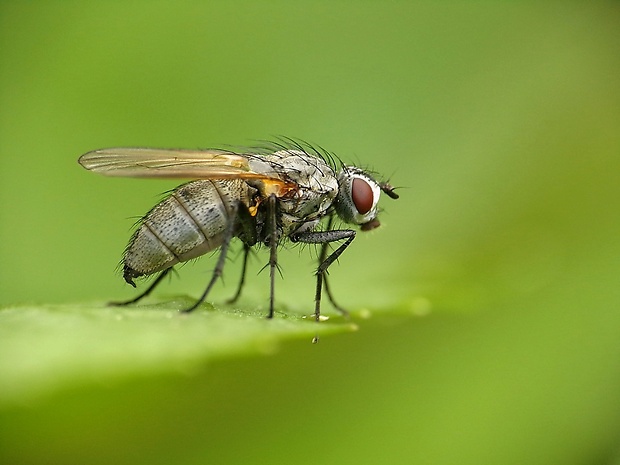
<box><xmin>351</xmin><ymin>178</ymin><xmax>374</xmax><ymax>215</ymax></box>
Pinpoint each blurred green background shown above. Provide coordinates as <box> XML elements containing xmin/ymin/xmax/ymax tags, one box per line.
<box><xmin>1</xmin><ymin>1</ymin><xmax>620</xmax><ymax>464</ymax></box>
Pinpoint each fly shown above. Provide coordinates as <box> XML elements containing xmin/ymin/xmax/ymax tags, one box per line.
<box><xmin>78</xmin><ymin>139</ymin><xmax>398</xmax><ymax>321</ymax></box>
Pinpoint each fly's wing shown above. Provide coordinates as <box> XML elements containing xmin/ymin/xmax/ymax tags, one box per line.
<box><xmin>79</xmin><ymin>147</ymin><xmax>298</xmax><ymax>197</ymax></box>
<box><xmin>79</xmin><ymin>148</ymin><xmax>279</xmax><ymax>180</ymax></box>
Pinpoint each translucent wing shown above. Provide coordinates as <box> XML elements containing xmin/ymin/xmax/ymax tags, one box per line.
<box><xmin>78</xmin><ymin>147</ymin><xmax>285</xmax><ymax>181</ymax></box>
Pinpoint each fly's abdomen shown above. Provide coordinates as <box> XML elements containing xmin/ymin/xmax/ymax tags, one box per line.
<box><xmin>123</xmin><ymin>179</ymin><xmax>251</xmax><ymax>285</ymax></box>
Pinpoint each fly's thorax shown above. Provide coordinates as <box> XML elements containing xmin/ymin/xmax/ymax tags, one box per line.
<box><xmin>264</xmin><ymin>150</ymin><xmax>339</xmax><ymax>235</ymax></box>
<box><xmin>123</xmin><ymin>179</ymin><xmax>253</xmax><ymax>282</ymax></box>
<box><xmin>334</xmin><ymin>167</ymin><xmax>382</xmax><ymax>230</ymax></box>
<box><xmin>259</xmin><ymin>150</ymin><xmax>338</xmax><ymax>191</ymax></box>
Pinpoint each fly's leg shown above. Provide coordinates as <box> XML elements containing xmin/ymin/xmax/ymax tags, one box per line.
<box><xmin>317</xmin><ymin>215</ymin><xmax>350</xmax><ymax>317</ymax></box>
<box><xmin>226</xmin><ymin>243</ymin><xmax>251</xmax><ymax>304</ymax></box>
<box><xmin>322</xmin><ymin>275</ymin><xmax>349</xmax><ymax>318</ymax></box>
<box><xmin>226</xmin><ymin>202</ymin><xmax>257</xmax><ymax>304</ymax></box>
<box><xmin>109</xmin><ymin>267</ymin><xmax>172</xmax><ymax>306</ymax></box>
<box><xmin>182</xmin><ymin>201</ymin><xmax>241</xmax><ymax>313</ymax></box>
<box><xmin>266</xmin><ymin>194</ymin><xmax>279</xmax><ymax>319</ymax></box>
<box><xmin>291</xmin><ymin>229</ymin><xmax>356</xmax><ymax>321</ymax></box>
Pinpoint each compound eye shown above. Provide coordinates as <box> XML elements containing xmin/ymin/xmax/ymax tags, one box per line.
<box><xmin>351</xmin><ymin>177</ymin><xmax>374</xmax><ymax>215</ymax></box>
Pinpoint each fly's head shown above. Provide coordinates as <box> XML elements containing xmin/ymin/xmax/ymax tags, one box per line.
<box><xmin>335</xmin><ymin>167</ymin><xmax>399</xmax><ymax>231</ymax></box>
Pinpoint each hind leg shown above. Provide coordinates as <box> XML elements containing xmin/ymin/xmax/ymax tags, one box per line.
<box><xmin>109</xmin><ymin>267</ymin><xmax>172</xmax><ymax>306</ymax></box>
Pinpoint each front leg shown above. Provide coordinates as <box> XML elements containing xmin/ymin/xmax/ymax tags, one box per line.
<box><xmin>291</xmin><ymin>229</ymin><xmax>356</xmax><ymax>321</ymax></box>
<box><xmin>317</xmin><ymin>215</ymin><xmax>349</xmax><ymax>317</ymax></box>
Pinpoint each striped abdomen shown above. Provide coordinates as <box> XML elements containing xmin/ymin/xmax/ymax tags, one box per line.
<box><xmin>123</xmin><ymin>179</ymin><xmax>252</xmax><ymax>285</ymax></box>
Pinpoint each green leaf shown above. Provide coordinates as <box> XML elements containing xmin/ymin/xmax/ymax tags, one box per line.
<box><xmin>2</xmin><ymin>3</ymin><xmax>620</xmax><ymax>465</ymax></box>
<box><xmin>0</xmin><ymin>300</ymin><xmax>357</xmax><ymax>406</ymax></box>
